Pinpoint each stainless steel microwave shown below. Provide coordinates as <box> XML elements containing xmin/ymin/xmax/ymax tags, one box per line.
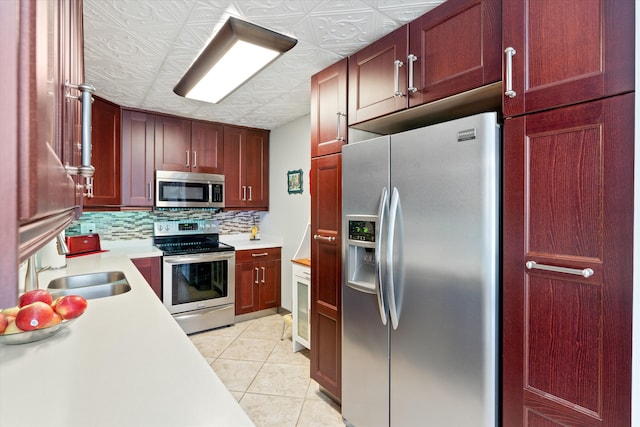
<box><xmin>155</xmin><ymin>170</ymin><xmax>224</xmax><ymax>209</ymax></box>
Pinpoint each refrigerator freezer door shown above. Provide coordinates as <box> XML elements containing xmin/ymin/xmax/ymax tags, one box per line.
<box><xmin>342</xmin><ymin>136</ymin><xmax>391</xmax><ymax>427</ymax></box>
<box><xmin>389</xmin><ymin>113</ymin><xmax>499</xmax><ymax>426</ymax></box>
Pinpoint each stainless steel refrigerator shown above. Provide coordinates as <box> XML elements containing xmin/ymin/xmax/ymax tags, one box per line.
<box><xmin>342</xmin><ymin>112</ymin><xmax>499</xmax><ymax>427</ymax></box>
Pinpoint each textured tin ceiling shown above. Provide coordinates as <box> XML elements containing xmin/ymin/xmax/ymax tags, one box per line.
<box><xmin>83</xmin><ymin>0</ymin><xmax>445</xmax><ymax>130</ymax></box>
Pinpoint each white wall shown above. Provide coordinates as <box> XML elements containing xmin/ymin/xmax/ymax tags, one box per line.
<box><xmin>632</xmin><ymin>5</ymin><xmax>638</xmax><ymax>425</ymax></box>
<box><xmin>260</xmin><ymin>115</ymin><xmax>311</xmax><ymax>311</ymax></box>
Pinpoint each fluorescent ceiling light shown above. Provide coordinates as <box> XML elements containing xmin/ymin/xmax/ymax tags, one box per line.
<box><xmin>174</xmin><ymin>17</ymin><xmax>297</xmax><ymax>104</ymax></box>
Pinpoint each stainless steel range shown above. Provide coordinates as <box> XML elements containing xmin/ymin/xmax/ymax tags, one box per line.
<box><xmin>153</xmin><ymin>220</ymin><xmax>235</xmax><ymax>334</ymax></box>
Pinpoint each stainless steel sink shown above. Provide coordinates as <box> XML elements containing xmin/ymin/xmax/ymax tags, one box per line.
<box><xmin>47</xmin><ymin>271</ymin><xmax>131</xmax><ymax>300</ymax></box>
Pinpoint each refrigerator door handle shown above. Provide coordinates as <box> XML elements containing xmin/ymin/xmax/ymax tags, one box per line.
<box><xmin>387</xmin><ymin>187</ymin><xmax>402</xmax><ymax>329</ymax></box>
<box><xmin>375</xmin><ymin>187</ymin><xmax>389</xmax><ymax>325</ymax></box>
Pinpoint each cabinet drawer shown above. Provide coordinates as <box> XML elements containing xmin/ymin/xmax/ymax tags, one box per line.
<box><xmin>236</xmin><ymin>247</ymin><xmax>281</xmax><ymax>263</ymax></box>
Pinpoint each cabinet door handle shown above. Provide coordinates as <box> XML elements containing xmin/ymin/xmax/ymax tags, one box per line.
<box><xmin>525</xmin><ymin>261</ymin><xmax>594</xmax><ymax>278</ymax></box>
<box><xmin>242</xmin><ymin>186</ymin><xmax>247</xmax><ymax>201</ymax></box>
<box><xmin>394</xmin><ymin>59</ymin><xmax>404</xmax><ymax>97</ymax></box>
<box><xmin>504</xmin><ymin>47</ymin><xmax>517</xmax><ymax>98</ymax></box>
<box><xmin>252</xmin><ymin>252</ymin><xmax>269</xmax><ymax>257</ymax></box>
<box><xmin>254</xmin><ymin>267</ymin><xmax>259</xmax><ymax>284</ymax></box>
<box><xmin>336</xmin><ymin>112</ymin><xmax>346</xmax><ymax>142</ymax></box>
<box><xmin>185</xmin><ymin>150</ymin><xmax>190</xmax><ymax>167</ymax></box>
<box><xmin>313</xmin><ymin>234</ymin><xmax>336</xmax><ymax>242</ymax></box>
<box><xmin>147</xmin><ymin>182</ymin><xmax>152</xmax><ymax>201</ymax></box>
<box><xmin>248</xmin><ymin>186</ymin><xmax>253</xmax><ymax>202</ymax></box>
<box><xmin>192</xmin><ymin>151</ymin><xmax>197</xmax><ymax>168</ymax></box>
<box><xmin>407</xmin><ymin>54</ymin><xmax>418</xmax><ymax>93</ymax></box>
<box><xmin>261</xmin><ymin>266</ymin><xmax>265</xmax><ymax>283</ymax></box>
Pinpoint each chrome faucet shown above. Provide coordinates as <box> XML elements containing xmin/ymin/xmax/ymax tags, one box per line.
<box><xmin>56</xmin><ymin>233</ymin><xmax>69</xmax><ymax>256</ymax></box>
<box><xmin>24</xmin><ymin>233</ymin><xmax>68</xmax><ymax>292</ymax></box>
<box><xmin>24</xmin><ymin>255</ymin><xmax>39</xmax><ymax>292</ymax></box>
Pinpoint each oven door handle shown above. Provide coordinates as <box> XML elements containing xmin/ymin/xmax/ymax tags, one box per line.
<box><xmin>163</xmin><ymin>252</ymin><xmax>235</xmax><ymax>264</ymax></box>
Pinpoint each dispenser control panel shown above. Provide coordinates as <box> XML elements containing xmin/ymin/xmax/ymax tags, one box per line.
<box><xmin>348</xmin><ymin>219</ymin><xmax>376</xmax><ymax>243</ymax></box>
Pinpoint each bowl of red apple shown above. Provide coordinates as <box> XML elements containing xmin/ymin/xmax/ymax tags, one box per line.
<box><xmin>0</xmin><ymin>289</ymin><xmax>87</xmax><ymax>345</ymax></box>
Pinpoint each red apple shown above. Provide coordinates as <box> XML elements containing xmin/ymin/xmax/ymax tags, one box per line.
<box><xmin>1</xmin><ymin>306</ymin><xmax>20</xmax><ymax>317</ymax></box>
<box><xmin>15</xmin><ymin>301</ymin><xmax>54</xmax><ymax>331</ymax></box>
<box><xmin>52</xmin><ymin>295</ymin><xmax>87</xmax><ymax>320</ymax></box>
<box><xmin>3</xmin><ymin>319</ymin><xmax>23</xmax><ymax>335</ymax></box>
<box><xmin>0</xmin><ymin>313</ymin><xmax>8</xmax><ymax>333</ymax></box>
<box><xmin>19</xmin><ymin>289</ymin><xmax>53</xmax><ymax>307</ymax></box>
<box><xmin>42</xmin><ymin>312</ymin><xmax>62</xmax><ymax>329</ymax></box>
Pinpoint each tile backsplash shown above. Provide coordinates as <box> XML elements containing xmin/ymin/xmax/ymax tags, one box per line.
<box><xmin>66</xmin><ymin>210</ymin><xmax>260</xmax><ymax>240</ymax></box>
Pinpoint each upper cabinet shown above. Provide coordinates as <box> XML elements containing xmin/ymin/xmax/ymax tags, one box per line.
<box><xmin>155</xmin><ymin>117</ymin><xmax>224</xmax><ymax>174</ymax></box>
<box><xmin>85</xmin><ymin>96</ymin><xmax>121</xmax><ymax>207</ymax></box>
<box><xmin>311</xmin><ymin>58</ymin><xmax>348</xmax><ymax>157</ymax></box>
<box><xmin>121</xmin><ymin>110</ymin><xmax>155</xmax><ymax>207</ymax></box>
<box><xmin>408</xmin><ymin>0</ymin><xmax>501</xmax><ymax>107</ymax></box>
<box><xmin>120</xmin><ymin>109</ymin><xmax>263</xmax><ymax>208</ymax></box>
<box><xmin>349</xmin><ymin>0</ymin><xmax>501</xmax><ymax>125</ymax></box>
<box><xmin>348</xmin><ymin>25</ymin><xmax>407</xmax><ymax>125</ymax></box>
<box><xmin>190</xmin><ymin>121</ymin><xmax>224</xmax><ymax>174</ymax></box>
<box><xmin>154</xmin><ymin>115</ymin><xmax>192</xmax><ymax>172</ymax></box>
<box><xmin>223</xmin><ymin>127</ymin><xmax>269</xmax><ymax>210</ymax></box>
<box><xmin>17</xmin><ymin>0</ymin><xmax>86</xmax><ymax>259</ymax></box>
<box><xmin>502</xmin><ymin>0</ymin><xmax>635</xmax><ymax>117</ymax></box>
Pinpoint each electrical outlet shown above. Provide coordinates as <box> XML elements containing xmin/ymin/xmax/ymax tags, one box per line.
<box><xmin>81</xmin><ymin>222</ymin><xmax>96</xmax><ymax>234</ymax></box>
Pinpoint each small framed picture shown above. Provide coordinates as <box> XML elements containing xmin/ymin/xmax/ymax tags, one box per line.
<box><xmin>287</xmin><ymin>169</ymin><xmax>303</xmax><ymax>194</ymax></box>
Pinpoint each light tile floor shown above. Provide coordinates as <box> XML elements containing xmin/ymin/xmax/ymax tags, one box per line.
<box><xmin>189</xmin><ymin>314</ymin><xmax>344</xmax><ymax>427</ymax></box>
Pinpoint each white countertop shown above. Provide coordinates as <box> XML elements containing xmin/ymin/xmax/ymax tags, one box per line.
<box><xmin>220</xmin><ymin>234</ymin><xmax>282</xmax><ymax>251</ymax></box>
<box><xmin>0</xmin><ymin>252</ymin><xmax>254</xmax><ymax>427</ymax></box>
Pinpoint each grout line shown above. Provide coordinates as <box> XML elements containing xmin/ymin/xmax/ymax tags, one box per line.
<box><xmin>195</xmin><ymin>313</ymin><xmax>341</xmax><ymax>426</ymax></box>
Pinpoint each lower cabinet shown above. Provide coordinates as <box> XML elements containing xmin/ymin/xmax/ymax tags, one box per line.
<box><xmin>235</xmin><ymin>248</ymin><xmax>281</xmax><ymax>315</ymax></box>
<box><xmin>310</xmin><ymin>153</ymin><xmax>342</xmax><ymax>402</ymax></box>
<box><xmin>131</xmin><ymin>256</ymin><xmax>162</xmax><ymax>299</ymax></box>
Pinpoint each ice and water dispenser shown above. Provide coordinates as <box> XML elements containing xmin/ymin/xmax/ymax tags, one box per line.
<box><xmin>346</xmin><ymin>215</ymin><xmax>379</xmax><ymax>294</ymax></box>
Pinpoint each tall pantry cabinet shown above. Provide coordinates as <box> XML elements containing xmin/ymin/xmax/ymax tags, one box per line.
<box><xmin>310</xmin><ymin>58</ymin><xmax>347</xmax><ymax>401</ymax></box>
<box><xmin>501</xmin><ymin>1</ymin><xmax>635</xmax><ymax>426</ymax></box>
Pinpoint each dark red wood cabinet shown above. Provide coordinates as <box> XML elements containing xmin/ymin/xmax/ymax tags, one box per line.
<box><xmin>235</xmin><ymin>248</ymin><xmax>281</xmax><ymax>315</ymax></box>
<box><xmin>154</xmin><ymin>117</ymin><xmax>224</xmax><ymax>174</ymax></box>
<box><xmin>154</xmin><ymin>115</ymin><xmax>192</xmax><ymax>172</ymax></box>
<box><xmin>348</xmin><ymin>25</ymin><xmax>408</xmax><ymax>125</ymax></box>
<box><xmin>85</xmin><ymin>96</ymin><xmax>121</xmax><ymax>207</ymax></box>
<box><xmin>502</xmin><ymin>94</ymin><xmax>634</xmax><ymax>427</ymax></box>
<box><xmin>310</xmin><ymin>153</ymin><xmax>342</xmax><ymax>402</ymax></box>
<box><xmin>1</xmin><ymin>0</ymin><xmax>85</xmax><ymax>305</ymax></box>
<box><xmin>408</xmin><ymin>0</ymin><xmax>501</xmax><ymax>107</ymax></box>
<box><xmin>190</xmin><ymin>121</ymin><xmax>224</xmax><ymax>174</ymax></box>
<box><xmin>310</xmin><ymin>54</ymin><xmax>348</xmax><ymax>402</ymax></box>
<box><xmin>349</xmin><ymin>0</ymin><xmax>501</xmax><ymax>125</ymax></box>
<box><xmin>223</xmin><ymin>126</ymin><xmax>269</xmax><ymax>210</ymax></box>
<box><xmin>19</xmin><ymin>0</ymin><xmax>82</xmax><ymax>226</ymax></box>
<box><xmin>310</xmin><ymin>58</ymin><xmax>348</xmax><ymax>158</ymax></box>
<box><xmin>121</xmin><ymin>110</ymin><xmax>155</xmax><ymax>207</ymax></box>
<box><xmin>501</xmin><ymin>0</ymin><xmax>635</xmax><ymax>117</ymax></box>
<box><xmin>131</xmin><ymin>256</ymin><xmax>162</xmax><ymax>299</ymax></box>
